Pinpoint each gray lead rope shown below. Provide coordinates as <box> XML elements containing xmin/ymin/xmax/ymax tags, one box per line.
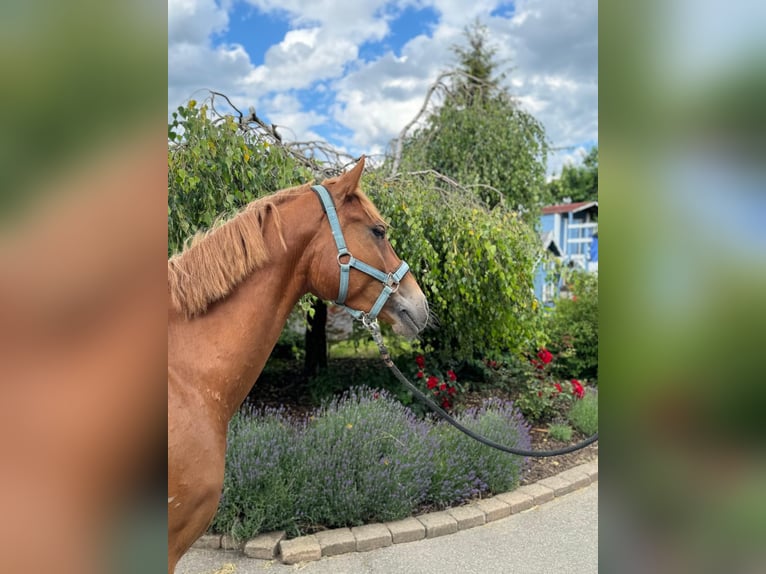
<box><xmin>365</xmin><ymin>319</ymin><xmax>599</xmax><ymax>458</ymax></box>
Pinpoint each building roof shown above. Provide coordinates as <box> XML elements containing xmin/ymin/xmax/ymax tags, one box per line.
<box><xmin>541</xmin><ymin>201</ymin><xmax>598</xmax><ymax>215</ymax></box>
<box><xmin>540</xmin><ymin>231</ymin><xmax>562</xmax><ymax>257</ymax></box>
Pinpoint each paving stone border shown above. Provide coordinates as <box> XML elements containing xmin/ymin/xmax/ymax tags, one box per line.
<box><xmin>193</xmin><ymin>458</ymin><xmax>598</xmax><ymax>564</ymax></box>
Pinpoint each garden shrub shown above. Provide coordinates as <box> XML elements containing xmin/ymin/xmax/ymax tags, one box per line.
<box><xmin>212</xmin><ymin>389</ymin><xmax>534</xmax><ymax>540</ymax></box>
<box><xmin>212</xmin><ymin>407</ymin><xmax>299</xmax><ymax>539</ymax></box>
<box><xmin>548</xmin><ymin>422</ymin><xmax>573</xmax><ymax>442</ymax></box>
<box><xmin>428</xmin><ymin>398</ymin><xmax>530</xmax><ymax>507</ymax></box>
<box><xmin>568</xmin><ymin>388</ymin><xmax>598</xmax><ymax>436</ymax></box>
<box><xmin>545</xmin><ymin>271</ymin><xmax>598</xmax><ymax>382</ymax></box>
<box><xmin>486</xmin><ymin>349</ymin><xmax>589</xmax><ymax>424</ymax></box>
<box><xmin>293</xmin><ymin>387</ymin><xmax>436</xmax><ymax>528</ymax></box>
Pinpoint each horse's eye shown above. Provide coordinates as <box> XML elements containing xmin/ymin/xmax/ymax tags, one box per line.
<box><xmin>372</xmin><ymin>225</ymin><xmax>386</xmax><ymax>239</ymax></box>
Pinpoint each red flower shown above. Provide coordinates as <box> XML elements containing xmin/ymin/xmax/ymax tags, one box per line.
<box><xmin>373</xmin><ymin>392</ymin><xmax>380</xmax><ymax>399</ymax></box>
<box><xmin>537</xmin><ymin>391</ymin><xmax>543</xmax><ymax>397</ymax></box>
<box><xmin>571</xmin><ymin>379</ymin><xmax>585</xmax><ymax>399</ymax></box>
<box><xmin>415</xmin><ymin>355</ymin><xmax>425</xmax><ymax>369</ymax></box>
<box><xmin>537</xmin><ymin>348</ymin><xmax>553</xmax><ymax>365</ymax></box>
<box><xmin>447</xmin><ymin>369</ymin><xmax>457</xmax><ymax>381</ymax></box>
<box><xmin>441</xmin><ymin>398</ymin><xmax>451</xmax><ymax>409</ymax></box>
<box><xmin>554</xmin><ymin>382</ymin><xmax>562</xmax><ymax>393</ymax></box>
<box><xmin>439</xmin><ymin>382</ymin><xmax>447</xmax><ymax>391</ymax></box>
<box><xmin>447</xmin><ymin>386</ymin><xmax>457</xmax><ymax>396</ymax></box>
<box><xmin>416</xmin><ymin>371</ymin><xmax>424</xmax><ymax>379</ymax></box>
<box><xmin>426</xmin><ymin>376</ymin><xmax>438</xmax><ymax>390</ymax></box>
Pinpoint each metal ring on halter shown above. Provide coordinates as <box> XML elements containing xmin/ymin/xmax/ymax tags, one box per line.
<box><xmin>362</xmin><ymin>314</ymin><xmax>378</xmax><ymax>330</ymax></box>
<box><xmin>337</xmin><ymin>251</ymin><xmax>352</xmax><ymax>266</ymax></box>
<box><xmin>385</xmin><ymin>274</ymin><xmax>400</xmax><ymax>293</ymax></box>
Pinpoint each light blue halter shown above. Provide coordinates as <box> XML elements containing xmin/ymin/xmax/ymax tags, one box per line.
<box><xmin>311</xmin><ymin>184</ymin><xmax>410</xmax><ymax>325</ymax></box>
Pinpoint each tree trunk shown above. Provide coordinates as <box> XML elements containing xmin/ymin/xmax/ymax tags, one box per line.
<box><xmin>304</xmin><ymin>299</ymin><xmax>328</xmax><ymax>377</ymax></box>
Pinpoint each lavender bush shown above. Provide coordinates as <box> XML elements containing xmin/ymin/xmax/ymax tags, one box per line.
<box><xmin>211</xmin><ymin>406</ymin><xmax>299</xmax><ymax>539</ymax></box>
<box><xmin>292</xmin><ymin>387</ymin><xmax>436</xmax><ymax>528</ymax></box>
<box><xmin>212</xmin><ymin>390</ymin><xmax>531</xmax><ymax>540</ymax></box>
<box><xmin>428</xmin><ymin>398</ymin><xmax>531</xmax><ymax>507</ymax></box>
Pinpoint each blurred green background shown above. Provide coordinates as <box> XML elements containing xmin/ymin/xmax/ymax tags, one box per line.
<box><xmin>0</xmin><ymin>0</ymin><xmax>167</xmax><ymax>572</ymax></box>
<box><xmin>601</xmin><ymin>0</ymin><xmax>766</xmax><ymax>571</ymax></box>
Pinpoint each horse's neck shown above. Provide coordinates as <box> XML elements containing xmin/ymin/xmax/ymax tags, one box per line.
<box><xmin>168</xmin><ymin>195</ymin><xmax>316</xmax><ymax>419</ymax></box>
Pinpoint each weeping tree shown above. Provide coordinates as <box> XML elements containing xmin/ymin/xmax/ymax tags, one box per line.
<box><xmin>366</xmin><ymin>170</ymin><xmax>545</xmax><ymax>363</ymax></box>
<box><xmin>390</xmin><ymin>21</ymin><xmax>548</xmax><ymax>219</ymax></box>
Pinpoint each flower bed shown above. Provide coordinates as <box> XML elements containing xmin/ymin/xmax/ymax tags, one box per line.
<box><xmin>212</xmin><ymin>387</ymin><xmax>530</xmax><ymax>541</ymax></box>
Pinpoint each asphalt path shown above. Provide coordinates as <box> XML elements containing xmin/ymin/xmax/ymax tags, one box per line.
<box><xmin>177</xmin><ymin>482</ymin><xmax>598</xmax><ymax>574</ymax></box>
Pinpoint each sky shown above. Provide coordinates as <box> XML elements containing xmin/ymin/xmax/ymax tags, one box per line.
<box><xmin>168</xmin><ymin>0</ymin><xmax>597</xmax><ymax>178</ymax></box>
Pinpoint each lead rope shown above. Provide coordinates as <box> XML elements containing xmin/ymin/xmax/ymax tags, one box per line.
<box><xmin>364</xmin><ymin>317</ymin><xmax>599</xmax><ymax>458</ymax></box>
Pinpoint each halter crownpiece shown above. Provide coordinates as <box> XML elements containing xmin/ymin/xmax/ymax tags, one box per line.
<box><xmin>311</xmin><ymin>184</ymin><xmax>410</xmax><ymax>324</ymax></box>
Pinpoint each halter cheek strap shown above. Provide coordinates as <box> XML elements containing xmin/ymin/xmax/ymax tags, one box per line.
<box><xmin>312</xmin><ymin>184</ymin><xmax>410</xmax><ymax>323</ymax></box>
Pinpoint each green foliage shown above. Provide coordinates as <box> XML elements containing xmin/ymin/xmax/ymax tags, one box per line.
<box><xmin>305</xmin><ymin>359</ymin><xmax>403</xmax><ymax>406</ymax></box>
<box><xmin>488</xmin><ymin>350</ymin><xmax>585</xmax><ymax>424</ymax></box>
<box><xmin>547</xmin><ymin>146</ymin><xmax>599</xmax><ymax>204</ymax></box>
<box><xmin>365</xmin><ymin>171</ymin><xmax>545</xmax><ymax>363</ymax></box>
<box><xmin>568</xmin><ymin>389</ymin><xmax>598</xmax><ymax>436</ymax></box>
<box><xmin>547</xmin><ymin>422</ymin><xmax>573</xmax><ymax>442</ymax></box>
<box><xmin>546</xmin><ymin>272</ymin><xmax>599</xmax><ymax>382</ymax></box>
<box><xmin>394</xmin><ymin>23</ymin><xmax>548</xmax><ymax>217</ymax></box>
<box><xmin>450</xmin><ymin>20</ymin><xmax>503</xmax><ymax>103</ymax></box>
<box><xmin>167</xmin><ymin>99</ymin><xmax>312</xmax><ymax>256</ymax></box>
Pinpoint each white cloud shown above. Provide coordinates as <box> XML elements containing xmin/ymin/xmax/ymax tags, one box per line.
<box><xmin>260</xmin><ymin>93</ymin><xmax>326</xmax><ymax>142</ymax></box>
<box><xmin>242</xmin><ymin>27</ymin><xmax>359</xmax><ymax>92</ymax></box>
<box><xmin>168</xmin><ymin>0</ymin><xmax>229</xmax><ymax>44</ymax></box>
<box><xmin>167</xmin><ymin>0</ymin><xmax>597</xmax><ymax>176</ymax></box>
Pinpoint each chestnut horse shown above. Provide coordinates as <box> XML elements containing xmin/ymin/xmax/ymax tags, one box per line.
<box><xmin>167</xmin><ymin>157</ymin><xmax>429</xmax><ymax>572</ymax></box>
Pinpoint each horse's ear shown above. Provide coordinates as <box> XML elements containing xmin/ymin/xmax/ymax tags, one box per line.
<box><xmin>332</xmin><ymin>155</ymin><xmax>366</xmax><ymax>200</ymax></box>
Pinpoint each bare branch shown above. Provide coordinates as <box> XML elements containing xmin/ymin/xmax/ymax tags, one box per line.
<box><xmin>388</xmin><ymin>70</ymin><xmax>502</xmax><ymax>177</ymax></box>
<box><xmin>389</xmin><ymin>72</ymin><xmax>454</xmax><ymax>177</ymax></box>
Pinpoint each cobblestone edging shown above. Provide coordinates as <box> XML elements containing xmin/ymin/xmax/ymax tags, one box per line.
<box><xmin>193</xmin><ymin>459</ymin><xmax>598</xmax><ymax>564</ymax></box>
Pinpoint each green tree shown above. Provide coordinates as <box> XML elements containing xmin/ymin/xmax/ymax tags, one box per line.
<box><xmin>392</xmin><ymin>21</ymin><xmax>548</xmax><ymax>218</ymax></box>
<box><xmin>547</xmin><ymin>146</ymin><xmax>598</xmax><ymax>204</ymax></box>
<box><xmin>366</xmin><ymin>170</ymin><xmax>545</xmax><ymax>363</ymax></box>
<box><xmin>545</xmin><ymin>271</ymin><xmax>599</xmax><ymax>382</ymax></box>
<box><xmin>168</xmin><ymin>99</ymin><xmax>311</xmax><ymax>256</ymax></box>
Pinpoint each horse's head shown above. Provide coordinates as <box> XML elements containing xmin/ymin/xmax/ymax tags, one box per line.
<box><xmin>307</xmin><ymin>156</ymin><xmax>429</xmax><ymax>338</ymax></box>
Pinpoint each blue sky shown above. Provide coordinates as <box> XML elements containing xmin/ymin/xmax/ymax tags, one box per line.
<box><xmin>168</xmin><ymin>0</ymin><xmax>597</xmax><ymax>177</ymax></box>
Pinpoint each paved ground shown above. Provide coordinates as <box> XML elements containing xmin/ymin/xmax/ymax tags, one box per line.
<box><xmin>177</xmin><ymin>482</ymin><xmax>598</xmax><ymax>574</ymax></box>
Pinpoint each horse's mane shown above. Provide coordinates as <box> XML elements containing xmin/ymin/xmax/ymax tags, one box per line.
<box><xmin>168</xmin><ymin>183</ymin><xmax>307</xmax><ymax>318</ymax></box>
<box><xmin>168</xmin><ymin>177</ymin><xmax>385</xmax><ymax>319</ymax></box>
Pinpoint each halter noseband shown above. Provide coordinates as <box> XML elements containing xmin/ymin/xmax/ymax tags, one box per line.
<box><xmin>311</xmin><ymin>184</ymin><xmax>410</xmax><ymax>325</ymax></box>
